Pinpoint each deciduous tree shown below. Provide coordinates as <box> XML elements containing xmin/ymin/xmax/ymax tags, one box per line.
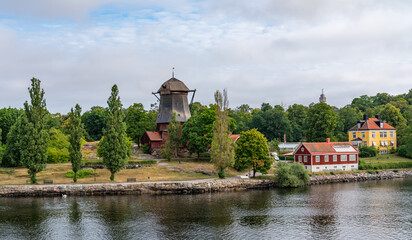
<box><xmin>306</xmin><ymin>103</ymin><xmax>337</xmax><ymax>142</ymax></box>
<box><xmin>68</xmin><ymin>104</ymin><xmax>84</xmax><ymax>182</ymax></box>
<box><xmin>210</xmin><ymin>89</ymin><xmax>235</xmax><ymax>178</ymax></box>
<box><xmin>99</xmin><ymin>85</ymin><xmax>129</xmax><ymax>181</ymax></box>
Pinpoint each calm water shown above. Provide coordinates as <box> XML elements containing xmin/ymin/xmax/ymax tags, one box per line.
<box><xmin>0</xmin><ymin>179</ymin><xmax>412</xmax><ymax>240</ymax></box>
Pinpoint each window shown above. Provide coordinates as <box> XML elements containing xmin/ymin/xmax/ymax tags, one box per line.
<box><xmin>384</xmin><ymin>132</ymin><xmax>387</xmax><ymax>138</ymax></box>
<box><xmin>361</xmin><ymin>132</ymin><xmax>365</xmax><ymax>138</ymax></box>
<box><xmin>349</xmin><ymin>155</ymin><xmax>356</xmax><ymax>161</ymax></box>
<box><xmin>372</xmin><ymin>141</ymin><xmax>377</xmax><ymax>147</ymax></box>
<box><xmin>380</xmin><ymin>132</ymin><xmax>384</xmax><ymax>138</ymax></box>
<box><xmin>372</xmin><ymin>132</ymin><xmax>375</xmax><ymax>138</ymax></box>
<box><xmin>341</xmin><ymin>155</ymin><xmax>347</xmax><ymax>161</ymax></box>
<box><xmin>316</xmin><ymin>156</ymin><xmax>320</xmax><ymax>162</ymax></box>
<box><xmin>334</xmin><ymin>166</ymin><xmax>337</xmax><ymax>168</ymax></box>
<box><xmin>390</xmin><ymin>131</ymin><xmax>394</xmax><ymax>138</ymax></box>
<box><xmin>352</xmin><ymin>132</ymin><xmax>356</xmax><ymax>138</ymax></box>
<box><xmin>325</xmin><ymin>155</ymin><xmax>329</xmax><ymax>162</ymax></box>
<box><xmin>298</xmin><ymin>156</ymin><xmax>302</xmax><ymax>162</ymax></box>
<box><xmin>316</xmin><ymin>167</ymin><xmax>320</xmax><ymax>169</ymax></box>
<box><xmin>333</xmin><ymin>155</ymin><xmax>337</xmax><ymax>162</ymax></box>
<box><xmin>304</xmin><ymin>156</ymin><xmax>307</xmax><ymax>162</ymax></box>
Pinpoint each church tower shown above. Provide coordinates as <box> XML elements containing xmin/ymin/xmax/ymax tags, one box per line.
<box><xmin>319</xmin><ymin>89</ymin><xmax>327</xmax><ymax>103</ymax></box>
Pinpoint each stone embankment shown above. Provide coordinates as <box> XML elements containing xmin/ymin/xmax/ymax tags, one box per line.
<box><xmin>0</xmin><ymin>179</ymin><xmax>275</xmax><ymax>197</ymax></box>
<box><xmin>310</xmin><ymin>170</ymin><xmax>412</xmax><ymax>184</ymax></box>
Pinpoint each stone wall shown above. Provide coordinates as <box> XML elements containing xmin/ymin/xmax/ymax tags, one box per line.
<box><xmin>0</xmin><ymin>179</ymin><xmax>275</xmax><ymax>197</ymax></box>
<box><xmin>310</xmin><ymin>170</ymin><xmax>412</xmax><ymax>184</ymax></box>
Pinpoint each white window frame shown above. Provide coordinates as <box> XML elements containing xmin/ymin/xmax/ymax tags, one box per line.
<box><xmin>325</xmin><ymin>155</ymin><xmax>329</xmax><ymax>162</ymax></box>
<box><xmin>361</xmin><ymin>132</ymin><xmax>365</xmax><ymax>138</ymax></box>
<box><xmin>349</xmin><ymin>155</ymin><xmax>356</xmax><ymax>161</ymax></box>
<box><xmin>298</xmin><ymin>156</ymin><xmax>302</xmax><ymax>162</ymax></box>
<box><xmin>333</xmin><ymin>155</ymin><xmax>337</xmax><ymax>162</ymax></box>
<box><xmin>390</xmin><ymin>131</ymin><xmax>394</xmax><ymax>138</ymax></box>
<box><xmin>316</xmin><ymin>156</ymin><xmax>320</xmax><ymax>162</ymax></box>
<box><xmin>352</xmin><ymin>132</ymin><xmax>356</xmax><ymax>138</ymax></box>
<box><xmin>372</xmin><ymin>132</ymin><xmax>375</xmax><ymax>138</ymax></box>
<box><xmin>380</xmin><ymin>132</ymin><xmax>383</xmax><ymax>138</ymax></box>
<box><xmin>341</xmin><ymin>155</ymin><xmax>347</xmax><ymax>161</ymax></box>
<box><xmin>304</xmin><ymin>156</ymin><xmax>307</xmax><ymax>162</ymax></box>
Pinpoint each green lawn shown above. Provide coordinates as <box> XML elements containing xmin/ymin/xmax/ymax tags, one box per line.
<box><xmin>360</xmin><ymin>153</ymin><xmax>412</xmax><ymax>165</ymax></box>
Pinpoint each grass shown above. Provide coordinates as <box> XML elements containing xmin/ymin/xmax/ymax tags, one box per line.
<box><xmin>361</xmin><ymin>153</ymin><xmax>412</xmax><ymax>165</ymax></box>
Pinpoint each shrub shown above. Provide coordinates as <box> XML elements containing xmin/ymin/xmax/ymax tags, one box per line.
<box><xmin>65</xmin><ymin>169</ymin><xmax>94</xmax><ymax>178</ymax></box>
<box><xmin>330</xmin><ymin>171</ymin><xmax>335</xmax><ymax>175</ymax></box>
<box><xmin>274</xmin><ymin>162</ymin><xmax>310</xmax><ymax>188</ymax></box>
<box><xmin>218</xmin><ymin>169</ymin><xmax>225</xmax><ymax>179</ymax></box>
<box><xmin>393</xmin><ymin>169</ymin><xmax>399</xmax><ymax>173</ymax></box>
<box><xmin>142</xmin><ymin>144</ymin><xmax>151</xmax><ymax>154</ymax></box>
<box><xmin>367</xmin><ymin>170</ymin><xmax>374</xmax><ymax>174</ymax></box>
<box><xmin>358</xmin><ymin>146</ymin><xmax>378</xmax><ymax>158</ymax></box>
<box><xmin>398</xmin><ymin>145</ymin><xmax>412</xmax><ymax>159</ymax></box>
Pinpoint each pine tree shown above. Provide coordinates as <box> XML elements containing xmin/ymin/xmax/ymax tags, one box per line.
<box><xmin>68</xmin><ymin>104</ymin><xmax>84</xmax><ymax>182</ymax></box>
<box><xmin>210</xmin><ymin>89</ymin><xmax>235</xmax><ymax>178</ymax></box>
<box><xmin>99</xmin><ymin>85</ymin><xmax>129</xmax><ymax>181</ymax></box>
<box><xmin>20</xmin><ymin>78</ymin><xmax>49</xmax><ymax>184</ymax></box>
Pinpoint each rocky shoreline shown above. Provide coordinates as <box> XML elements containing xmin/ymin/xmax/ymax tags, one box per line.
<box><xmin>0</xmin><ymin>170</ymin><xmax>411</xmax><ymax>197</ymax></box>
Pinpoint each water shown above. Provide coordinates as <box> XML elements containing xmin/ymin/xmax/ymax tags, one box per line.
<box><xmin>0</xmin><ymin>178</ymin><xmax>412</xmax><ymax>240</ymax></box>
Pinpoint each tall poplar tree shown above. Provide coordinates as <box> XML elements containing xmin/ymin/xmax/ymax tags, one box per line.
<box><xmin>99</xmin><ymin>85</ymin><xmax>129</xmax><ymax>181</ymax></box>
<box><xmin>68</xmin><ymin>104</ymin><xmax>84</xmax><ymax>182</ymax></box>
<box><xmin>210</xmin><ymin>89</ymin><xmax>235</xmax><ymax>178</ymax></box>
<box><xmin>21</xmin><ymin>78</ymin><xmax>49</xmax><ymax>184</ymax></box>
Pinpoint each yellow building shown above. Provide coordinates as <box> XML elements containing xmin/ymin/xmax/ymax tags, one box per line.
<box><xmin>348</xmin><ymin>115</ymin><xmax>396</xmax><ymax>154</ymax></box>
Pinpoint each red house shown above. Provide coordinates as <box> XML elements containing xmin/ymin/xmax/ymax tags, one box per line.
<box><xmin>293</xmin><ymin>138</ymin><xmax>359</xmax><ymax>172</ymax></box>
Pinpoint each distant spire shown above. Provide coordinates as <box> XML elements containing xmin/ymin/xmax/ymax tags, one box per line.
<box><xmin>172</xmin><ymin>67</ymin><xmax>175</xmax><ymax>78</ymax></box>
<box><xmin>319</xmin><ymin>89</ymin><xmax>327</xmax><ymax>103</ymax></box>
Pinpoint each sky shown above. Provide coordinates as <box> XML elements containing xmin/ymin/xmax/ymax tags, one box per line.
<box><xmin>0</xmin><ymin>0</ymin><xmax>411</xmax><ymax>114</ymax></box>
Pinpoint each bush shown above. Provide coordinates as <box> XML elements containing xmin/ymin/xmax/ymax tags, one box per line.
<box><xmin>358</xmin><ymin>146</ymin><xmax>378</xmax><ymax>158</ymax></box>
<box><xmin>274</xmin><ymin>162</ymin><xmax>310</xmax><ymax>188</ymax></box>
<box><xmin>142</xmin><ymin>144</ymin><xmax>151</xmax><ymax>154</ymax></box>
<box><xmin>218</xmin><ymin>169</ymin><xmax>225</xmax><ymax>179</ymax></box>
<box><xmin>65</xmin><ymin>169</ymin><xmax>94</xmax><ymax>178</ymax></box>
<box><xmin>398</xmin><ymin>145</ymin><xmax>412</xmax><ymax>159</ymax></box>
<box><xmin>330</xmin><ymin>171</ymin><xmax>335</xmax><ymax>175</ymax></box>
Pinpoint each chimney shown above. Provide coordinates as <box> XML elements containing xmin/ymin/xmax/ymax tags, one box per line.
<box><xmin>284</xmin><ymin>134</ymin><xmax>286</xmax><ymax>143</ymax></box>
<box><xmin>326</xmin><ymin>138</ymin><xmax>330</xmax><ymax>143</ymax></box>
<box><xmin>380</xmin><ymin>122</ymin><xmax>384</xmax><ymax>128</ymax></box>
<box><xmin>357</xmin><ymin>122</ymin><xmax>361</xmax><ymax>128</ymax></box>
<box><xmin>363</xmin><ymin>114</ymin><xmax>369</xmax><ymax>120</ymax></box>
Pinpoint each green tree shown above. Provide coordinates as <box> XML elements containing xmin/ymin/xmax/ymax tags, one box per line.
<box><xmin>189</xmin><ymin>101</ymin><xmax>206</xmax><ymax>116</ymax></box>
<box><xmin>229</xmin><ymin>104</ymin><xmax>252</xmax><ymax>134</ymax></box>
<box><xmin>68</xmin><ymin>104</ymin><xmax>84</xmax><ymax>182</ymax></box>
<box><xmin>306</xmin><ymin>103</ymin><xmax>337</xmax><ymax>142</ymax></box>
<box><xmin>379</xmin><ymin>103</ymin><xmax>407</xmax><ymax>128</ymax></box>
<box><xmin>181</xmin><ymin>107</ymin><xmax>215</xmax><ymax>159</ymax></box>
<box><xmin>351</xmin><ymin>95</ymin><xmax>376</xmax><ymax>112</ymax></box>
<box><xmin>125</xmin><ymin>103</ymin><xmax>156</xmax><ymax>146</ymax></box>
<box><xmin>82</xmin><ymin>106</ymin><xmax>108</xmax><ymax>141</ymax></box>
<box><xmin>0</xmin><ymin>108</ymin><xmax>22</xmax><ymax>144</ymax></box>
<box><xmin>3</xmin><ymin>116</ymin><xmax>24</xmax><ymax>167</ymax></box>
<box><xmin>274</xmin><ymin>162</ymin><xmax>310</xmax><ymax>188</ymax></box>
<box><xmin>20</xmin><ymin>78</ymin><xmax>49</xmax><ymax>184</ymax></box>
<box><xmin>210</xmin><ymin>89</ymin><xmax>235</xmax><ymax>178</ymax></box>
<box><xmin>47</xmin><ymin>128</ymin><xmax>70</xmax><ymax>163</ymax></box>
<box><xmin>0</xmin><ymin>129</ymin><xmax>4</xmax><ymax>165</ymax></box>
<box><xmin>250</xmin><ymin>104</ymin><xmax>292</xmax><ymax>141</ymax></box>
<box><xmin>163</xmin><ymin>112</ymin><xmax>182</xmax><ymax>158</ymax></box>
<box><xmin>99</xmin><ymin>85</ymin><xmax>129</xmax><ymax>181</ymax></box>
<box><xmin>338</xmin><ymin>105</ymin><xmax>362</xmax><ymax>133</ymax></box>
<box><xmin>286</xmin><ymin>104</ymin><xmax>308</xmax><ymax>141</ymax></box>
<box><xmin>268</xmin><ymin>138</ymin><xmax>280</xmax><ymax>153</ymax></box>
<box><xmin>234</xmin><ymin>129</ymin><xmax>273</xmax><ymax>177</ymax></box>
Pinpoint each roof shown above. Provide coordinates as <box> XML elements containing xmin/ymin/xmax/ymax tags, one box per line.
<box><xmin>279</xmin><ymin>142</ymin><xmax>301</xmax><ymax>149</ymax></box>
<box><xmin>144</xmin><ymin>131</ymin><xmax>162</xmax><ymax>141</ymax></box>
<box><xmin>351</xmin><ymin>137</ymin><xmax>363</xmax><ymax>142</ymax></box>
<box><xmin>349</xmin><ymin>118</ymin><xmax>395</xmax><ymax>131</ymax></box>
<box><xmin>294</xmin><ymin>141</ymin><xmax>358</xmax><ymax>154</ymax></box>
<box><xmin>157</xmin><ymin>77</ymin><xmax>191</xmax><ymax>93</ymax></box>
<box><xmin>230</xmin><ymin>134</ymin><xmax>240</xmax><ymax>142</ymax></box>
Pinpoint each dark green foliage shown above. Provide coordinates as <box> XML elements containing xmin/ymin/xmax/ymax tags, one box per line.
<box><xmin>286</xmin><ymin>104</ymin><xmax>308</xmax><ymax>141</ymax></box>
<box><xmin>218</xmin><ymin>169</ymin><xmax>225</xmax><ymax>179</ymax></box>
<box><xmin>3</xmin><ymin>116</ymin><xmax>24</xmax><ymax>167</ymax></box>
<box><xmin>234</xmin><ymin>129</ymin><xmax>272</xmax><ymax>177</ymax></box>
<box><xmin>128</xmin><ymin>160</ymin><xmax>157</xmax><ymax>165</ymax></box>
<box><xmin>0</xmin><ymin>129</ymin><xmax>4</xmax><ymax>165</ymax></box>
<box><xmin>20</xmin><ymin>78</ymin><xmax>49</xmax><ymax>184</ymax></box>
<box><xmin>190</xmin><ymin>102</ymin><xmax>207</xmax><ymax>116</ymax></box>
<box><xmin>358</xmin><ymin>146</ymin><xmax>378</xmax><ymax>158</ymax></box>
<box><xmin>125</xmin><ymin>103</ymin><xmax>156</xmax><ymax>146</ymax></box>
<box><xmin>358</xmin><ymin>160</ymin><xmax>412</xmax><ymax>170</ymax></box>
<box><xmin>398</xmin><ymin>145</ymin><xmax>412</xmax><ymax>159</ymax></box>
<box><xmin>380</xmin><ymin>103</ymin><xmax>407</xmax><ymax>128</ymax></box>
<box><xmin>337</xmin><ymin>105</ymin><xmax>362</xmax><ymax>133</ymax></box>
<box><xmin>162</xmin><ymin>112</ymin><xmax>182</xmax><ymax>158</ymax></box>
<box><xmin>268</xmin><ymin>139</ymin><xmax>280</xmax><ymax>153</ymax></box>
<box><xmin>274</xmin><ymin>162</ymin><xmax>310</xmax><ymax>188</ymax></box>
<box><xmin>0</xmin><ymin>108</ymin><xmax>22</xmax><ymax>144</ymax></box>
<box><xmin>182</xmin><ymin>107</ymin><xmax>215</xmax><ymax>159</ymax></box>
<box><xmin>306</xmin><ymin>102</ymin><xmax>337</xmax><ymax>142</ymax></box>
<box><xmin>68</xmin><ymin>104</ymin><xmax>84</xmax><ymax>182</ymax></box>
<box><xmin>82</xmin><ymin>106</ymin><xmax>108</xmax><ymax>141</ymax></box>
<box><xmin>47</xmin><ymin>128</ymin><xmax>70</xmax><ymax>163</ymax></box>
<box><xmin>229</xmin><ymin>104</ymin><xmax>253</xmax><ymax>134</ymax></box>
<box><xmin>65</xmin><ymin>169</ymin><xmax>94</xmax><ymax>178</ymax></box>
<box><xmin>99</xmin><ymin>85</ymin><xmax>129</xmax><ymax>181</ymax></box>
<box><xmin>250</xmin><ymin>104</ymin><xmax>293</xmax><ymax>141</ymax></box>
<box><xmin>142</xmin><ymin>144</ymin><xmax>151</xmax><ymax>154</ymax></box>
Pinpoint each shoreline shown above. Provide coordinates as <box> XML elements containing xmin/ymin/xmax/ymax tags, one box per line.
<box><xmin>0</xmin><ymin>170</ymin><xmax>411</xmax><ymax>197</ymax></box>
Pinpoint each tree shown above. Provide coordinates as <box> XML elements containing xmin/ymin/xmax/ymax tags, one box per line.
<box><xmin>181</xmin><ymin>107</ymin><xmax>215</xmax><ymax>159</ymax></box>
<box><xmin>47</xmin><ymin>128</ymin><xmax>70</xmax><ymax>163</ymax></box>
<box><xmin>338</xmin><ymin>105</ymin><xmax>362</xmax><ymax>133</ymax></box>
<box><xmin>162</xmin><ymin>112</ymin><xmax>182</xmax><ymax>158</ymax></box>
<box><xmin>20</xmin><ymin>78</ymin><xmax>49</xmax><ymax>184</ymax></box>
<box><xmin>189</xmin><ymin>101</ymin><xmax>206</xmax><ymax>116</ymax></box>
<box><xmin>351</xmin><ymin>95</ymin><xmax>376</xmax><ymax>112</ymax></box>
<box><xmin>99</xmin><ymin>85</ymin><xmax>129</xmax><ymax>181</ymax></box>
<box><xmin>268</xmin><ymin>138</ymin><xmax>280</xmax><ymax>153</ymax></box>
<box><xmin>379</xmin><ymin>103</ymin><xmax>407</xmax><ymax>128</ymax></box>
<box><xmin>68</xmin><ymin>104</ymin><xmax>84</xmax><ymax>182</ymax></box>
<box><xmin>274</xmin><ymin>162</ymin><xmax>310</xmax><ymax>188</ymax></box>
<box><xmin>250</xmin><ymin>104</ymin><xmax>292</xmax><ymax>141</ymax></box>
<box><xmin>125</xmin><ymin>103</ymin><xmax>156</xmax><ymax>146</ymax></box>
<box><xmin>3</xmin><ymin>116</ymin><xmax>24</xmax><ymax>167</ymax></box>
<box><xmin>0</xmin><ymin>108</ymin><xmax>22</xmax><ymax>144</ymax></box>
<box><xmin>0</xmin><ymin>129</ymin><xmax>3</xmax><ymax>165</ymax></box>
<box><xmin>82</xmin><ymin>106</ymin><xmax>108</xmax><ymax>141</ymax></box>
<box><xmin>229</xmin><ymin>104</ymin><xmax>253</xmax><ymax>134</ymax></box>
<box><xmin>210</xmin><ymin>89</ymin><xmax>235</xmax><ymax>178</ymax></box>
<box><xmin>306</xmin><ymin>103</ymin><xmax>337</xmax><ymax>142</ymax></box>
<box><xmin>234</xmin><ymin>129</ymin><xmax>273</xmax><ymax>177</ymax></box>
<box><xmin>286</xmin><ymin>104</ymin><xmax>308</xmax><ymax>141</ymax></box>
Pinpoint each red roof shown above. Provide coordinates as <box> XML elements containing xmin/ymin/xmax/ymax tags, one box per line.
<box><xmin>349</xmin><ymin>118</ymin><xmax>395</xmax><ymax>131</ymax></box>
<box><xmin>294</xmin><ymin>141</ymin><xmax>359</xmax><ymax>154</ymax></box>
<box><xmin>230</xmin><ymin>134</ymin><xmax>240</xmax><ymax>142</ymax></box>
<box><xmin>144</xmin><ymin>131</ymin><xmax>162</xmax><ymax>141</ymax></box>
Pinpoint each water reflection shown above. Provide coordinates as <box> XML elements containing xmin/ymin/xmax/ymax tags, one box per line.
<box><xmin>0</xmin><ymin>178</ymin><xmax>411</xmax><ymax>240</ymax></box>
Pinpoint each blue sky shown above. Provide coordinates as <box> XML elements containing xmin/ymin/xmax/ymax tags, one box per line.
<box><xmin>0</xmin><ymin>0</ymin><xmax>411</xmax><ymax>113</ymax></box>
